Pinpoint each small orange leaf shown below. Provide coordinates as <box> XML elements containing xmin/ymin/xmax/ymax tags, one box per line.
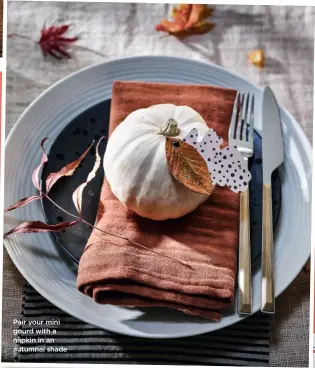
<box><xmin>248</xmin><ymin>49</ymin><xmax>264</xmax><ymax>68</ymax></box>
<box><xmin>165</xmin><ymin>138</ymin><xmax>212</xmax><ymax>195</ymax></box>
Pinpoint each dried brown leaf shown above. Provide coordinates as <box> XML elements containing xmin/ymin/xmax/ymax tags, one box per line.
<box><xmin>156</xmin><ymin>4</ymin><xmax>214</xmax><ymax>37</ymax></box>
<box><xmin>4</xmin><ymin>220</ymin><xmax>79</xmax><ymax>238</ymax></box>
<box><xmin>165</xmin><ymin>138</ymin><xmax>212</xmax><ymax>195</ymax></box>
<box><xmin>185</xmin><ymin>4</ymin><xmax>211</xmax><ymax>28</ymax></box>
<box><xmin>189</xmin><ymin>21</ymin><xmax>215</xmax><ymax>35</ymax></box>
<box><xmin>5</xmin><ymin>196</ymin><xmax>43</xmax><ymax>212</ymax></box>
<box><xmin>32</xmin><ymin>138</ymin><xmax>49</xmax><ymax>190</ymax></box>
<box><xmin>172</xmin><ymin>4</ymin><xmax>192</xmax><ymax>24</ymax></box>
<box><xmin>156</xmin><ymin>19</ymin><xmax>185</xmax><ymax>34</ymax></box>
<box><xmin>46</xmin><ymin>141</ymin><xmax>94</xmax><ymax>193</ymax></box>
<box><xmin>72</xmin><ymin>137</ymin><xmax>105</xmax><ymax>214</ymax></box>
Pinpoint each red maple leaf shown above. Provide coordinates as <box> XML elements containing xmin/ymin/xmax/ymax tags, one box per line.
<box><xmin>37</xmin><ymin>24</ymin><xmax>78</xmax><ymax>60</ymax></box>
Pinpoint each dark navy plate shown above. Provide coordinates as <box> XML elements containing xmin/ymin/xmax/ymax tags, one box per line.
<box><xmin>41</xmin><ymin>100</ymin><xmax>281</xmax><ymax>264</ymax></box>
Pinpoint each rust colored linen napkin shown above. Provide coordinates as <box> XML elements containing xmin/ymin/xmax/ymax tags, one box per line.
<box><xmin>77</xmin><ymin>81</ymin><xmax>239</xmax><ymax>321</ymax></box>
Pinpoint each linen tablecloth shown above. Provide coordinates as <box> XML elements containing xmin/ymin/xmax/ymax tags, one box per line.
<box><xmin>3</xmin><ymin>2</ymin><xmax>314</xmax><ymax>366</ymax></box>
<box><xmin>14</xmin><ymin>283</ymin><xmax>271</xmax><ymax>365</ymax></box>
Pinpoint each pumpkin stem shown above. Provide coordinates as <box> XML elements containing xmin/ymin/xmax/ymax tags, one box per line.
<box><xmin>160</xmin><ymin>118</ymin><xmax>180</xmax><ymax>137</ymax></box>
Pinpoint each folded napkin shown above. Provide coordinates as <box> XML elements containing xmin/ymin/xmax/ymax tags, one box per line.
<box><xmin>77</xmin><ymin>81</ymin><xmax>239</xmax><ymax>321</ymax></box>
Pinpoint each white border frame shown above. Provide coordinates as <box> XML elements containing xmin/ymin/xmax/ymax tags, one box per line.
<box><xmin>0</xmin><ymin>1</ymin><xmax>314</xmax><ymax>367</ymax></box>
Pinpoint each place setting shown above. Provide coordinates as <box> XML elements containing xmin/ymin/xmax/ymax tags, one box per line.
<box><xmin>3</xmin><ymin>55</ymin><xmax>312</xmax><ymax>345</ymax></box>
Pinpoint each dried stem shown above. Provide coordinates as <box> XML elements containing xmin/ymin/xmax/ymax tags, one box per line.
<box><xmin>8</xmin><ymin>33</ymin><xmax>34</xmax><ymax>41</ymax></box>
<box><xmin>41</xmin><ymin>192</ymin><xmax>192</xmax><ymax>269</ymax></box>
<box><xmin>72</xmin><ymin>45</ymin><xmax>106</xmax><ymax>57</ymax></box>
<box><xmin>160</xmin><ymin>118</ymin><xmax>180</xmax><ymax>137</ymax></box>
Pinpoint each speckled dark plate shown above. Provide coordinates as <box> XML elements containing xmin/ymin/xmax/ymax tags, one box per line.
<box><xmin>41</xmin><ymin>99</ymin><xmax>281</xmax><ymax>265</ymax></box>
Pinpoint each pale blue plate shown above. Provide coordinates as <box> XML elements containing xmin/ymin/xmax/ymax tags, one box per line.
<box><xmin>4</xmin><ymin>56</ymin><xmax>312</xmax><ymax>338</ymax></box>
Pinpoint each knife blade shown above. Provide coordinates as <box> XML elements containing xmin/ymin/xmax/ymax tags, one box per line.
<box><xmin>261</xmin><ymin>86</ymin><xmax>284</xmax><ymax>313</ymax></box>
<box><xmin>262</xmin><ymin>87</ymin><xmax>284</xmax><ymax>183</ymax></box>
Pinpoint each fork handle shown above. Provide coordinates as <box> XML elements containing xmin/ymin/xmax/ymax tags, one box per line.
<box><xmin>238</xmin><ymin>187</ymin><xmax>252</xmax><ymax>314</ymax></box>
<box><xmin>261</xmin><ymin>183</ymin><xmax>275</xmax><ymax>313</ymax></box>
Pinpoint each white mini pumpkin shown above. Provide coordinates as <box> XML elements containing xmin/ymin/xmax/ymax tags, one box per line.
<box><xmin>104</xmin><ymin>104</ymin><xmax>213</xmax><ymax>220</ymax></box>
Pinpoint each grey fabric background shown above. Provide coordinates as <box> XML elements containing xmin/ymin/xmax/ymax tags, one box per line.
<box><xmin>2</xmin><ymin>2</ymin><xmax>314</xmax><ymax>366</ymax></box>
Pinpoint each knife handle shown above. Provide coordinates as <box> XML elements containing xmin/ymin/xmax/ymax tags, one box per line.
<box><xmin>238</xmin><ymin>187</ymin><xmax>252</xmax><ymax>314</ymax></box>
<box><xmin>261</xmin><ymin>183</ymin><xmax>275</xmax><ymax>313</ymax></box>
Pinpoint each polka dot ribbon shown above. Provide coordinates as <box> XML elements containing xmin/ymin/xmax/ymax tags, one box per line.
<box><xmin>183</xmin><ymin>128</ymin><xmax>251</xmax><ymax>193</ymax></box>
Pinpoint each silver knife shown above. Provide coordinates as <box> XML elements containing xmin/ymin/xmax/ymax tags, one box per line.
<box><xmin>261</xmin><ymin>87</ymin><xmax>284</xmax><ymax>313</ymax></box>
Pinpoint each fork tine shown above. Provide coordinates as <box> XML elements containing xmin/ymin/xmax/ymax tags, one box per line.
<box><xmin>248</xmin><ymin>94</ymin><xmax>255</xmax><ymax>144</ymax></box>
<box><xmin>229</xmin><ymin>91</ymin><xmax>240</xmax><ymax>141</ymax></box>
<box><xmin>235</xmin><ymin>93</ymin><xmax>245</xmax><ymax>140</ymax></box>
<box><xmin>241</xmin><ymin>93</ymin><xmax>250</xmax><ymax>140</ymax></box>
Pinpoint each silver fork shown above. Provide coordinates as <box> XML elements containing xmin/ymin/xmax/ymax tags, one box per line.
<box><xmin>228</xmin><ymin>91</ymin><xmax>255</xmax><ymax>315</ymax></box>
